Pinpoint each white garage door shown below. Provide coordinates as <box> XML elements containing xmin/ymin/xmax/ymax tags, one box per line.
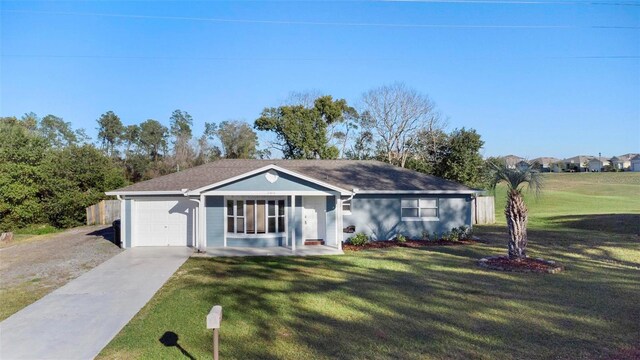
<box><xmin>134</xmin><ymin>198</ymin><xmax>196</xmax><ymax>247</ymax></box>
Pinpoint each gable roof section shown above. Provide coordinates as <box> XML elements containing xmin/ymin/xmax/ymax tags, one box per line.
<box><xmin>530</xmin><ymin>157</ymin><xmax>561</xmax><ymax>165</ymax></box>
<box><xmin>106</xmin><ymin>159</ymin><xmax>477</xmax><ymax>195</ymax></box>
<box><xmin>188</xmin><ymin>164</ymin><xmax>351</xmax><ymax>195</ymax></box>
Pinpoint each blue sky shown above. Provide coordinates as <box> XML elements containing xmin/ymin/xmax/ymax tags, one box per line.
<box><xmin>1</xmin><ymin>0</ymin><xmax>638</xmax><ymax>159</ymax></box>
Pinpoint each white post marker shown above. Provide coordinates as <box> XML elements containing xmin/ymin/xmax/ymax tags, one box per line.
<box><xmin>207</xmin><ymin>305</ymin><xmax>223</xmax><ymax>360</ymax></box>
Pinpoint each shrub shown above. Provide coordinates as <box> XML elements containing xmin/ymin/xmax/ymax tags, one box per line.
<box><xmin>422</xmin><ymin>231</ymin><xmax>430</xmax><ymax>241</ymax></box>
<box><xmin>349</xmin><ymin>233</ymin><xmax>369</xmax><ymax>246</ymax></box>
<box><xmin>13</xmin><ymin>224</ymin><xmax>60</xmax><ymax>236</ymax></box>
<box><xmin>396</xmin><ymin>233</ymin><xmax>407</xmax><ymax>243</ymax></box>
<box><xmin>458</xmin><ymin>225</ymin><xmax>473</xmax><ymax>240</ymax></box>
<box><xmin>446</xmin><ymin>229</ymin><xmax>459</xmax><ymax>241</ymax></box>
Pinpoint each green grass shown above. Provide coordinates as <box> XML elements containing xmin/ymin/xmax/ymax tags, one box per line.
<box><xmin>99</xmin><ymin>173</ymin><xmax>640</xmax><ymax>359</ymax></box>
<box><xmin>493</xmin><ymin>172</ymin><xmax>640</xmax><ymax>230</ymax></box>
<box><xmin>0</xmin><ymin>283</ymin><xmax>52</xmax><ymax>321</ymax></box>
<box><xmin>6</xmin><ymin>223</ymin><xmax>63</xmax><ymax>245</ymax></box>
<box><xmin>12</xmin><ymin>223</ymin><xmax>61</xmax><ymax>236</ymax></box>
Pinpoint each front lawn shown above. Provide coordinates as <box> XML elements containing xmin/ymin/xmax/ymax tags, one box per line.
<box><xmin>99</xmin><ymin>173</ymin><xmax>640</xmax><ymax>359</ymax></box>
<box><xmin>98</xmin><ymin>224</ymin><xmax>639</xmax><ymax>359</ymax></box>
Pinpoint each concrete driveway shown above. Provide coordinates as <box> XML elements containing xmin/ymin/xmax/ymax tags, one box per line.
<box><xmin>0</xmin><ymin>247</ymin><xmax>192</xmax><ymax>360</ymax></box>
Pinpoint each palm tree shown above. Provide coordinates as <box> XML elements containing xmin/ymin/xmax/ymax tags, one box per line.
<box><xmin>489</xmin><ymin>163</ymin><xmax>543</xmax><ymax>260</ymax></box>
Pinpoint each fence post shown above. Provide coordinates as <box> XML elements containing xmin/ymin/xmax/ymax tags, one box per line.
<box><xmin>207</xmin><ymin>305</ymin><xmax>222</xmax><ymax>360</ymax></box>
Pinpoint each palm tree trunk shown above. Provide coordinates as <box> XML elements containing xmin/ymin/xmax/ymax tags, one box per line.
<box><xmin>505</xmin><ymin>189</ymin><xmax>528</xmax><ymax>260</ymax></box>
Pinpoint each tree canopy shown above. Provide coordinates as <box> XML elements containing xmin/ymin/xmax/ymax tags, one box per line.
<box><xmin>255</xmin><ymin>95</ymin><xmax>356</xmax><ymax>159</ymax></box>
<box><xmin>0</xmin><ymin>116</ymin><xmax>127</xmax><ymax>231</ymax></box>
<box><xmin>97</xmin><ymin>111</ymin><xmax>124</xmax><ymax>157</ymax></box>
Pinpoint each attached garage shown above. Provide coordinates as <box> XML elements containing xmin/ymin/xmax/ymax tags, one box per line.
<box><xmin>132</xmin><ymin>198</ymin><xmax>197</xmax><ymax>247</ymax></box>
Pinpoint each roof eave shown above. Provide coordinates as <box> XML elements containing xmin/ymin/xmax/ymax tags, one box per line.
<box><xmin>105</xmin><ymin>190</ymin><xmax>187</xmax><ymax>196</ymax></box>
<box><xmin>356</xmin><ymin>189</ymin><xmax>479</xmax><ymax>195</ymax></box>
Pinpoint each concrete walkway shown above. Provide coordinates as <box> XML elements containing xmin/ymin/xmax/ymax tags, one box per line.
<box><xmin>0</xmin><ymin>247</ymin><xmax>192</xmax><ymax>360</ymax></box>
<box><xmin>196</xmin><ymin>245</ymin><xmax>344</xmax><ymax>257</ymax></box>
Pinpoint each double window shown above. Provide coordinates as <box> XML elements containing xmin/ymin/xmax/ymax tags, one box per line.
<box><xmin>401</xmin><ymin>198</ymin><xmax>439</xmax><ymax>220</ymax></box>
<box><xmin>227</xmin><ymin>199</ymin><xmax>285</xmax><ymax>234</ymax></box>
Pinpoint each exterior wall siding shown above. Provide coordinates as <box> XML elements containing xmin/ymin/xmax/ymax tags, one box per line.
<box><xmin>209</xmin><ymin>170</ymin><xmax>334</xmax><ymax>193</ymax></box>
<box><xmin>206</xmin><ymin>196</ymin><xmax>225</xmax><ymax>247</ymax></box>
<box><xmin>124</xmin><ymin>199</ymin><xmax>132</xmax><ymax>248</ymax></box>
<box><xmin>342</xmin><ymin>194</ymin><xmax>472</xmax><ymax>241</ymax></box>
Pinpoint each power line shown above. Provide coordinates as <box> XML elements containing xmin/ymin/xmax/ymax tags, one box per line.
<box><xmin>3</xmin><ymin>54</ymin><xmax>638</xmax><ymax>60</ymax></box>
<box><xmin>2</xmin><ymin>9</ymin><xmax>638</xmax><ymax>29</ymax></box>
<box><xmin>382</xmin><ymin>0</ymin><xmax>640</xmax><ymax>5</ymax></box>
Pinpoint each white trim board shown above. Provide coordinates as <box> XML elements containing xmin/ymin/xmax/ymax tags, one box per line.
<box><xmin>202</xmin><ymin>190</ymin><xmax>340</xmax><ymax>196</ymax></box>
<box><xmin>356</xmin><ymin>190</ymin><xmax>478</xmax><ymax>195</ymax></box>
<box><xmin>106</xmin><ymin>190</ymin><xmax>185</xmax><ymax>196</ymax></box>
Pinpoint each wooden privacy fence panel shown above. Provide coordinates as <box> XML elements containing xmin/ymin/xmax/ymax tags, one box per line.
<box><xmin>86</xmin><ymin>200</ymin><xmax>121</xmax><ymax>225</ymax></box>
<box><xmin>472</xmin><ymin>196</ymin><xmax>496</xmax><ymax>225</ymax></box>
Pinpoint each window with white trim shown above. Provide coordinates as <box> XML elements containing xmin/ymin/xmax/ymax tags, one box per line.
<box><xmin>341</xmin><ymin>197</ymin><xmax>352</xmax><ymax>214</ymax></box>
<box><xmin>401</xmin><ymin>198</ymin><xmax>439</xmax><ymax>220</ymax></box>
<box><xmin>227</xmin><ymin>199</ymin><xmax>286</xmax><ymax>234</ymax></box>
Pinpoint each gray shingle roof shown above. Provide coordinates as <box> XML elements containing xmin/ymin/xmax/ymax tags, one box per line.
<box><xmin>109</xmin><ymin>159</ymin><xmax>475</xmax><ymax>193</ymax></box>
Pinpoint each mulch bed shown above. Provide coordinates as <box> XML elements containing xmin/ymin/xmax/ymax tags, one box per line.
<box><xmin>478</xmin><ymin>256</ymin><xmax>564</xmax><ymax>274</ymax></box>
<box><xmin>343</xmin><ymin>239</ymin><xmax>477</xmax><ymax>252</ymax></box>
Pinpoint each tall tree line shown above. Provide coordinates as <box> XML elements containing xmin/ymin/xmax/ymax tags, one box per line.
<box><xmin>1</xmin><ymin>110</ymin><xmax>263</xmax><ymax>231</ymax></box>
<box><xmin>95</xmin><ymin>110</ymin><xmax>263</xmax><ymax>182</ymax></box>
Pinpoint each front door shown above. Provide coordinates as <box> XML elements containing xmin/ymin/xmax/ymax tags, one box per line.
<box><xmin>303</xmin><ymin>197</ymin><xmax>326</xmax><ymax>241</ymax></box>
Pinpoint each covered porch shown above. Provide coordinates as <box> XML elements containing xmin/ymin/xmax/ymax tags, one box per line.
<box><xmin>190</xmin><ymin>165</ymin><xmax>352</xmax><ymax>252</ymax></box>
<box><xmin>198</xmin><ymin>193</ymin><xmax>344</xmax><ymax>251</ymax></box>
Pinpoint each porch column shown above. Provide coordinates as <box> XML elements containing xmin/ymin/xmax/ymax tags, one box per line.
<box><xmin>291</xmin><ymin>195</ymin><xmax>296</xmax><ymax>252</ymax></box>
<box><xmin>335</xmin><ymin>194</ymin><xmax>342</xmax><ymax>250</ymax></box>
<box><xmin>199</xmin><ymin>194</ymin><xmax>205</xmax><ymax>251</ymax></box>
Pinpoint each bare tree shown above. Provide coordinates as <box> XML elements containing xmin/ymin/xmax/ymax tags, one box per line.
<box><xmin>360</xmin><ymin>83</ymin><xmax>445</xmax><ymax>167</ymax></box>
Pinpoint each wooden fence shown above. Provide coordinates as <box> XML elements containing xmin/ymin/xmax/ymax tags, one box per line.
<box><xmin>472</xmin><ymin>196</ymin><xmax>495</xmax><ymax>225</ymax></box>
<box><xmin>86</xmin><ymin>200</ymin><xmax>121</xmax><ymax>225</ymax></box>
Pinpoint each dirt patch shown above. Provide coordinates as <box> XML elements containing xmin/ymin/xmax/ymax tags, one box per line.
<box><xmin>0</xmin><ymin>225</ymin><xmax>122</xmax><ymax>320</ymax></box>
<box><xmin>343</xmin><ymin>239</ymin><xmax>477</xmax><ymax>252</ymax></box>
<box><xmin>478</xmin><ymin>256</ymin><xmax>564</xmax><ymax>274</ymax></box>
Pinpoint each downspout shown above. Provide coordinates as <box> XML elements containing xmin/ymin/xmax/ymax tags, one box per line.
<box><xmin>346</xmin><ymin>188</ymin><xmax>359</xmax><ymax>203</ymax></box>
<box><xmin>115</xmin><ymin>195</ymin><xmax>124</xmax><ymax>248</ymax></box>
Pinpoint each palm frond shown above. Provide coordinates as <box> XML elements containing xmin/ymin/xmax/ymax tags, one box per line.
<box><xmin>488</xmin><ymin>162</ymin><xmax>543</xmax><ymax>197</ymax></box>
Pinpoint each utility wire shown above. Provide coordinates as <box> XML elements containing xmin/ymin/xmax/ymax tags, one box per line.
<box><xmin>3</xmin><ymin>54</ymin><xmax>638</xmax><ymax>60</ymax></box>
<box><xmin>2</xmin><ymin>9</ymin><xmax>639</xmax><ymax>29</ymax></box>
<box><xmin>382</xmin><ymin>0</ymin><xmax>640</xmax><ymax>5</ymax></box>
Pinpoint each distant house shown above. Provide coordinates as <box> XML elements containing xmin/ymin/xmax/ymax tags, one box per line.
<box><xmin>610</xmin><ymin>156</ymin><xmax>628</xmax><ymax>171</ymax></box>
<box><xmin>587</xmin><ymin>157</ymin><xmax>610</xmax><ymax>172</ymax></box>
<box><xmin>631</xmin><ymin>155</ymin><xmax>640</xmax><ymax>172</ymax></box>
<box><xmin>515</xmin><ymin>160</ymin><xmax>531</xmax><ymax>172</ymax></box>
<box><xmin>551</xmin><ymin>162</ymin><xmax>564</xmax><ymax>173</ymax></box>
<box><xmin>562</xmin><ymin>155</ymin><xmax>591</xmax><ymax>172</ymax></box>
<box><xmin>502</xmin><ymin>155</ymin><xmax>525</xmax><ymax>169</ymax></box>
<box><xmin>531</xmin><ymin>157</ymin><xmax>561</xmax><ymax>172</ymax></box>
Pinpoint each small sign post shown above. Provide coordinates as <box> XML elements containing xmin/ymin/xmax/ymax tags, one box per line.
<box><xmin>207</xmin><ymin>305</ymin><xmax>223</xmax><ymax>360</ymax></box>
